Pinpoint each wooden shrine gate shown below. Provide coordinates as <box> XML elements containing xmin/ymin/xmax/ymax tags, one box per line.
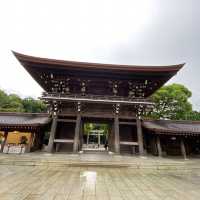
<box><xmin>46</xmin><ymin>109</ymin><xmax>145</xmax><ymax>155</ymax></box>
<box><xmin>13</xmin><ymin>51</ymin><xmax>183</xmax><ymax>156</ymax></box>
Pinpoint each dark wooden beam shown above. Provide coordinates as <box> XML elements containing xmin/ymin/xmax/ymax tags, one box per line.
<box><xmin>57</xmin><ymin>119</ymin><xmax>76</xmax><ymax>123</ymax></box>
<box><xmin>119</xmin><ymin>122</ymin><xmax>136</xmax><ymax>125</ymax></box>
<box><xmin>47</xmin><ymin>116</ymin><xmax>58</xmax><ymax>153</ymax></box>
<box><xmin>57</xmin><ymin>112</ymin><xmax>137</xmax><ymax>120</ymax></box>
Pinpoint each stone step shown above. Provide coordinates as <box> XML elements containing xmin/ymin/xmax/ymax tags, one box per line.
<box><xmin>0</xmin><ymin>153</ymin><xmax>199</xmax><ymax>170</ymax></box>
<box><xmin>0</xmin><ymin>158</ymin><xmax>199</xmax><ymax>170</ymax></box>
<box><xmin>83</xmin><ymin>150</ymin><xmax>108</xmax><ymax>154</ymax></box>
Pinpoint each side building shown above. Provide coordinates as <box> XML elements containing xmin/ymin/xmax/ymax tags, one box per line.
<box><xmin>0</xmin><ymin>112</ymin><xmax>50</xmax><ymax>153</ymax></box>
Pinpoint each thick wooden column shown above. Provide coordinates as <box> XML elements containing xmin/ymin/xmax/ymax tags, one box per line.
<box><xmin>98</xmin><ymin>131</ymin><xmax>101</xmax><ymax>147</ymax></box>
<box><xmin>26</xmin><ymin>132</ymin><xmax>34</xmax><ymax>153</ymax></box>
<box><xmin>136</xmin><ymin>118</ymin><xmax>144</xmax><ymax>155</ymax></box>
<box><xmin>86</xmin><ymin>133</ymin><xmax>89</xmax><ymax>147</ymax></box>
<box><xmin>73</xmin><ymin>114</ymin><xmax>81</xmax><ymax>153</ymax></box>
<box><xmin>79</xmin><ymin>121</ymin><xmax>84</xmax><ymax>150</ymax></box>
<box><xmin>114</xmin><ymin>115</ymin><xmax>120</xmax><ymax>153</ymax></box>
<box><xmin>180</xmin><ymin>138</ymin><xmax>187</xmax><ymax>159</ymax></box>
<box><xmin>1</xmin><ymin>131</ymin><xmax>8</xmax><ymax>152</ymax></box>
<box><xmin>108</xmin><ymin>124</ymin><xmax>113</xmax><ymax>151</ymax></box>
<box><xmin>47</xmin><ymin>116</ymin><xmax>58</xmax><ymax>153</ymax></box>
<box><xmin>156</xmin><ymin>135</ymin><xmax>162</xmax><ymax>157</ymax></box>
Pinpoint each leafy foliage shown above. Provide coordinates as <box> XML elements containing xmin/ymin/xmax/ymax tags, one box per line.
<box><xmin>147</xmin><ymin>83</ymin><xmax>197</xmax><ymax>120</ymax></box>
<box><xmin>185</xmin><ymin>111</ymin><xmax>200</xmax><ymax>121</ymax></box>
<box><xmin>0</xmin><ymin>89</ymin><xmax>47</xmax><ymax>113</ymax></box>
<box><xmin>84</xmin><ymin>123</ymin><xmax>109</xmax><ymax>136</ymax></box>
<box><xmin>22</xmin><ymin>97</ymin><xmax>47</xmax><ymax>113</ymax></box>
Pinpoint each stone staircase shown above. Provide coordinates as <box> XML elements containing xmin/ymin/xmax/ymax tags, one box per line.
<box><xmin>0</xmin><ymin>153</ymin><xmax>199</xmax><ymax>170</ymax></box>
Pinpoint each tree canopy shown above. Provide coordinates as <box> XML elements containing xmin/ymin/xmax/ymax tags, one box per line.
<box><xmin>0</xmin><ymin>89</ymin><xmax>47</xmax><ymax>113</ymax></box>
<box><xmin>84</xmin><ymin>123</ymin><xmax>109</xmax><ymax>136</ymax></box>
<box><xmin>147</xmin><ymin>83</ymin><xmax>200</xmax><ymax>120</ymax></box>
<box><xmin>22</xmin><ymin>97</ymin><xmax>47</xmax><ymax>113</ymax></box>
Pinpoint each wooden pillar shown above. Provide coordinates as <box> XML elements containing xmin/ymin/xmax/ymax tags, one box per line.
<box><xmin>47</xmin><ymin>116</ymin><xmax>58</xmax><ymax>153</ymax></box>
<box><xmin>114</xmin><ymin>115</ymin><xmax>120</xmax><ymax>153</ymax></box>
<box><xmin>98</xmin><ymin>131</ymin><xmax>101</xmax><ymax>147</ymax></box>
<box><xmin>79</xmin><ymin>121</ymin><xmax>84</xmax><ymax>150</ymax></box>
<box><xmin>180</xmin><ymin>138</ymin><xmax>187</xmax><ymax>159</ymax></box>
<box><xmin>87</xmin><ymin>133</ymin><xmax>89</xmax><ymax>147</ymax></box>
<box><xmin>26</xmin><ymin>132</ymin><xmax>34</xmax><ymax>152</ymax></box>
<box><xmin>55</xmin><ymin>143</ymin><xmax>60</xmax><ymax>152</ymax></box>
<box><xmin>108</xmin><ymin>124</ymin><xmax>113</xmax><ymax>151</ymax></box>
<box><xmin>31</xmin><ymin>133</ymin><xmax>36</xmax><ymax>151</ymax></box>
<box><xmin>73</xmin><ymin>114</ymin><xmax>81</xmax><ymax>153</ymax></box>
<box><xmin>156</xmin><ymin>135</ymin><xmax>162</xmax><ymax>157</ymax></box>
<box><xmin>136</xmin><ymin>118</ymin><xmax>144</xmax><ymax>155</ymax></box>
<box><xmin>1</xmin><ymin>131</ymin><xmax>8</xmax><ymax>152</ymax></box>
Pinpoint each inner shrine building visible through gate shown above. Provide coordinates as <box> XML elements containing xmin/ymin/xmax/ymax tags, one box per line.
<box><xmin>13</xmin><ymin>51</ymin><xmax>184</xmax><ymax>155</ymax></box>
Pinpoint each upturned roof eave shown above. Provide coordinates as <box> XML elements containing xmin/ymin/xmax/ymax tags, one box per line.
<box><xmin>12</xmin><ymin>51</ymin><xmax>185</xmax><ymax>73</ymax></box>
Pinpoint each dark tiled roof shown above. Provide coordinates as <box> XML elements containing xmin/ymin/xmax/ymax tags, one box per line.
<box><xmin>0</xmin><ymin>112</ymin><xmax>51</xmax><ymax>127</ymax></box>
<box><xmin>143</xmin><ymin>120</ymin><xmax>200</xmax><ymax>135</ymax></box>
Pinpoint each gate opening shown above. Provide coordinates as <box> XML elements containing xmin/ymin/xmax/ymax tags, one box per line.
<box><xmin>82</xmin><ymin>123</ymin><xmax>109</xmax><ymax>151</ymax></box>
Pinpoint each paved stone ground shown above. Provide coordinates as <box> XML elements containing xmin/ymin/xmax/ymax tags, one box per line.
<box><xmin>0</xmin><ymin>165</ymin><xmax>200</xmax><ymax>200</ymax></box>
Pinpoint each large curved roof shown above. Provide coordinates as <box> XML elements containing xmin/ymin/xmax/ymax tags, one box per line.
<box><xmin>13</xmin><ymin>51</ymin><xmax>184</xmax><ymax>97</ymax></box>
<box><xmin>13</xmin><ymin>51</ymin><xmax>184</xmax><ymax>73</ymax></box>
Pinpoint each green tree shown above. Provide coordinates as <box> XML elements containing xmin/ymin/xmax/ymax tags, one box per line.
<box><xmin>148</xmin><ymin>84</ymin><xmax>193</xmax><ymax>120</ymax></box>
<box><xmin>22</xmin><ymin>97</ymin><xmax>47</xmax><ymax>113</ymax></box>
<box><xmin>84</xmin><ymin>123</ymin><xmax>109</xmax><ymax>136</ymax></box>
<box><xmin>0</xmin><ymin>91</ymin><xmax>24</xmax><ymax>112</ymax></box>
<box><xmin>84</xmin><ymin>123</ymin><xmax>94</xmax><ymax>135</ymax></box>
<box><xmin>7</xmin><ymin>94</ymin><xmax>24</xmax><ymax>112</ymax></box>
<box><xmin>0</xmin><ymin>90</ymin><xmax>9</xmax><ymax>111</ymax></box>
<box><xmin>185</xmin><ymin>111</ymin><xmax>200</xmax><ymax>121</ymax></box>
<box><xmin>0</xmin><ymin>89</ymin><xmax>46</xmax><ymax>113</ymax></box>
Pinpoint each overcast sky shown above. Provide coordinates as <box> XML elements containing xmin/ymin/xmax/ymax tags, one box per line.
<box><xmin>0</xmin><ymin>0</ymin><xmax>200</xmax><ymax>110</ymax></box>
